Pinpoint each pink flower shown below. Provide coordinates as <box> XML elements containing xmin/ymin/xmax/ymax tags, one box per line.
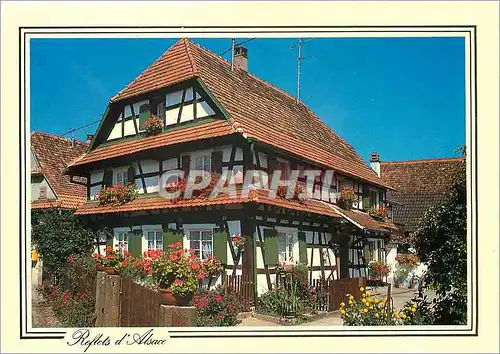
<box><xmin>120</xmin><ymin>243</ymin><xmax>126</xmax><ymax>248</ymax></box>
<box><xmin>173</xmin><ymin>279</ymin><xmax>185</xmax><ymax>286</ymax></box>
<box><xmin>215</xmin><ymin>294</ymin><xmax>223</xmax><ymax>302</ymax></box>
<box><xmin>68</xmin><ymin>256</ymin><xmax>74</xmax><ymax>265</ymax></box>
<box><xmin>197</xmin><ymin>273</ymin><xmax>205</xmax><ymax>280</ymax></box>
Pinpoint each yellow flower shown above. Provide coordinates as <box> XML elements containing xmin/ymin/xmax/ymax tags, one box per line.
<box><xmin>340</xmin><ymin>302</ymin><xmax>345</xmax><ymax>307</ymax></box>
<box><xmin>362</xmin><ymin>299</ymin><xmax>367</xmax><ymax>304</ymax></box>
<box><xmin>412</xmin><ymin>303</ymin><xmax>417</xmax><ymax>309</ymax></box>
<box><xmin>374</xmin><ymin>298</ymin><xmax>379</xmax><ymax>303</ymax></box>
<box><xmin>362</xmin><ymin>293</ymin><xmax>366</xmax><ymax>298</ymax></box>
<box><xmin>375</xmin><ymin>313</ymin><xmax>380</xmax><ymax>318</ymax></box>
<box><xmin>349</xmin><ymin>295</ymin><xmax>354</xmax><ymax>300</ymax></box>
<box><xmin>349</xmin><ymin>300</ymin><xmax>354</xmax><ymax>305</ymax></box>
<box><xmin>363</xmin><ymin>308</ymin><xmax>368</xmax><ymax>313</ymax></box>
<box><xmin>360</xmin><ymin>287</ymin><xmax>365</xmax><ymax>292</ymax></box>
<box><xmin>340</xmin><ymin>309</ymin><xmax>346</xmax><ymax>315</ymax></box>
<box><xmin>411</xmin><ymin>307</ymin><xmax>416</xmax><ymax>313</ymax></box>
<box><xmin>402</xmin><ymin>314</ymin><xmax>407</xmax><ymax>319</ymax></box>
<box><xmin>383</xmin><ymin>298</ymin><xmax>388</xmax><ymax>303</ymax></box>
<box><xmin>369</xmin><ymin>306</ymin><xmax>373</xmax><ymax>310</ymax></box>
<box><xmin>365</xmin><ymin>290</ymin><xmax>371</xmax><ymax>296</ymax></box>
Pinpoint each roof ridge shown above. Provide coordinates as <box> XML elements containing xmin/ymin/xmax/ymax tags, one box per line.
<box><xmin>381</xmin><ymin>157</ymin><xmax>464</xmax><ymax>165</ymax></box>
<box><xmin>183</xmin><ymin>38</ymin><xmax>198</xmax><ymax>75</ymax></box>
<box><xmin>110</xmin><ymin>38</ymin><xmax>188</xmax><ymax>102</ymax></box>
<box><xmin>31</xmin><ymin>131</ymin><xmax>88</xmax><ymax>146</ymax></box>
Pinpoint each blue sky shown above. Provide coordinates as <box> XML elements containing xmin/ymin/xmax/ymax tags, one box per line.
<box><xmin>30</xmin><ymin>37</ymin><xmax>465</xmax><ymax>162</ymax></box>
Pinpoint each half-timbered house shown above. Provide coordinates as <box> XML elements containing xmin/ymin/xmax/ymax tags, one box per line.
<box><xmin>67</xmin><ymin>39</ymin><xmax>397</xmax><ymax>297</ymax></box>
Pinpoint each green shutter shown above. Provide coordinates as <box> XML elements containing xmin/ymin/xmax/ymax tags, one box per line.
<box><xmin>298</xmin><ymin>231</ymin><xmax>307</xmax><ymax>264</ymax></box>
<box><xmin>127</xmin><ymin>166</ymin><xmax>136</xmax><ymax>185</ymax></box>
<box><xmin>128</xmin><ymin>230</ymin><xmax>142</xmax><ymax>257</ymax></box>
<box><xmin>138</xmin><ymin>112</ymin><xmax>149</xmax><ymax>129</ymax></box>
<box><xmin>263</xmin><ymin>228</ymin><xmax>278</xmax><ymax>266</ymax></box>
<box><xmin>162</xmin><ymin>229</ymin><xmax>184</xmax><ymax>250</ymax></box>
<box><xmin>213</xmin><ymin>229</ymin><xmax>228</xmax><ymax>265</ymax></box>
<box><xmin>106</xmin><ymin>236</ymin><xmax>113</xmax><ymax>247</ymax></box>
<box><xmin>362</xmin><ymin>185</ymin><xmax>370</xmax><ymax>210</ymax></box>
<box><xmin>103</xmin><ymin>170</ymin><xmax>113</xmax><ymax>187</ymax></box>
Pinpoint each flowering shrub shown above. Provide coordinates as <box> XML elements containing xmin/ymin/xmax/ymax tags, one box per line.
<box><xmin>395</xmin><ymin>253</ymin><xmax>420</xmax><ymax>267</ymax></box>
<box><xmin>337</xmin><ymin>188</ymin><xmax>357</xmax><ymax>210</ymax></box>
<box><xmin>275</xmin><ymin>184</ymin><xmax>306</xmax><ymax>200</ymax></box>
<box><xmin>231</xmin><ymin>233</ymin><xmax>246</xmax><ymax>248</ymax></box>
<box><xmin>276</xmin><ymin>185</ymin><xmax>288</xmax><ymax>199</ymax></box>
<box><xmin>367</xmin><ymin>205</ymin><xmax>388</xmax><ymax>221</ymax></box>
<box><xmin>37</xmin><ymin>253</ymin><xmax>97</xmax><ymax>327</ymax></box>
<box><xmin>368</xmin><ymin>261</ymin><xmax>390</xmax><ymax>281</ymax></box>
<box><xmin>141</xmin><ymin>114</ymin><xmax>163</xmax><ymax>136</ymax></box>
<box><xmin>151</xmin><ymin>242</ymin><xmax>222</xmax><ymax>297</ymax></box>
<box><xmin>98</xmin><ymin>183</ymin><xmax>138</xmax><ymax>206</ymax></box>
<box><xmin>193</xmin><ymin>286</ymin><xmax>241</xmax><ymax>326</ymax></box>
<box><xmin>275</xmin><ymin>262</ymin><xmax>309</xmax><ymax>293</ymax></box>
<box><xmin>340</xmin><ymin>287</ymin><xmax>432</xmax><ymax>326</ymax></box>
<box><xmin>164</xmin><ymin>172</ymin><xmax>222</xmax><ymax>202</ymax></box>
<box><xmin>94</xmin><ymin>245</ymin><xmax>132</xmax><ymax>270</ymax></box>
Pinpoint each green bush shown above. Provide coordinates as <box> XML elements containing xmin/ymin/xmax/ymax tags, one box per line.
<box><xmin>31</xmin><ymin>209</ymin><xmax>95</xmax><ymax>281</ymax></box>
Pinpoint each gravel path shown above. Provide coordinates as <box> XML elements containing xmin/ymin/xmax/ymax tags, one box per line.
<box><xmin>31</xmin><ymin>286</ymin><xmax>60</xmax><ymax>328</ymax></box>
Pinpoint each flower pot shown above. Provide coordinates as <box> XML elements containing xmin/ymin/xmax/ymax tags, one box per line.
<box><xmin>103</xmin><ymin>266</ymin><xmax>120</xmax><ymax>275</ymax></box>
<box><xmin>159</xmin><ymin>288</ymin><xmax>176</xmax><ymax>305</ymax></box>
<box><xmin>159</xmin><ymin>288</ymin><xmax>193</xmax><ymax>306</ymax></box>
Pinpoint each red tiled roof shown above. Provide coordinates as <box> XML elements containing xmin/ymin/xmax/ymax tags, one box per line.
<box><xmin>74</xmin><ymin>188</ymin><xmax>342</xmax><ymax>218</ymax></box>
<box><xmin>380</xmin><ymin>157</ymin><xmax>464</xmax><ymax>234</ymax></box>
<box><xmin>332</xmin><ymin>206</ymin><xmax>398</xmax><ymax>233</ymax></box>
<box><xmin>70</xmin><ymin>120</ymin><xmax>233</xmax><ymax>166</ymax></box>
<box><xmin>31</xmin><ymin>132</ymin><xmax>89</xmax><ymax>209</ymax></box>
<box><xmin>72</xmin><ymin>39</ymin><xmax>390</xmax><ymax>189</ymax></box>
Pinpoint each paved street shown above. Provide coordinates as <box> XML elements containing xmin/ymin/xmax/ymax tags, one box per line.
<box><xmin>31</xmin><ymin>285</ymin><xmax>60</xmax><ymax>328</ymax></box>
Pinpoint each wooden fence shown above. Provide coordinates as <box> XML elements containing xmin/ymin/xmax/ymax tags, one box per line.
<box><xmin>310</xmin><ymin>277</ymin><xmax>366</xmax><ymax>312</ymax></box>
<box><xmin>224</xmin><ymin>274</ymin><xmax>254</xmax><ymax>312</ymax></box>
<box><xmin>119</xmin><ymin>277</ymin><xmax>162</xmax><ymax>327</ymax></box>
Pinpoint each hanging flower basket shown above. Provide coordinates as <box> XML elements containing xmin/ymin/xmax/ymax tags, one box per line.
<box><xmin>231</xmin><ymin>234</ymin><xmax>246</xmax><ymax>249</ymax></box>
<box><xmin>337</xmin><ymin>187</ymin><xmax>357</xmax><ymax>210</ymax></box>
<box><xmin>141</xmin><ymin>114</ymin><xmax>163</xmax><ymax>136</ymax></box>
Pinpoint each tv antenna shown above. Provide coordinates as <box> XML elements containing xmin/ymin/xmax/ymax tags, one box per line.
<box><xmin>290</xmin><ymin>38</ymin><xmax>316</xmax><ymax>102</ymax></box>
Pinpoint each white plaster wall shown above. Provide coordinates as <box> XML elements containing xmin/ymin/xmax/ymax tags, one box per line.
<box><xmin>124</xmin><ymin>120</ymin><xmax>136</xmax><ymax>136</ymax></box>
<box><xmin>107</xmin><ymin>123</ymin><xmax>122</xmax><ymax>140</ymax></box>
<box><xmin>386</xmin><ymin>243</ymin><xmax>398</xmax><ymax>285</ymax></box>
<box><xmin>31</xmin><ymin>178</ymin><xmax>57</xmax><ymax>201</ymax></box>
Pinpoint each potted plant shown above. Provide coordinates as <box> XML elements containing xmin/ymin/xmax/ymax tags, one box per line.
<box><xmin>337</xmin><ymin>187</ymin><xmax>357</xmax><ymax>210</ymax></box>
<box><xmin>367</xmin><ymin>205</ymin><xmax>388</xmax><ymax>221</ymax></box>
<box><xmin>94</xmin><ymin>245</ymin><xmax>131</xmax><ymax>275</ymax></box>
<box><xmin>151</xmin><ymin>241</ymin><xmax>218</xmax><ymax>306</ymax></box>
<box><xmin>141</xmin><ymin>114</ymin><xmax>163</xmax><ymax>136</ymax></box>
<box><xmin>97</xmin><ymin>183</ymin><xmax>138</xmax><ymax>206</ymax></box>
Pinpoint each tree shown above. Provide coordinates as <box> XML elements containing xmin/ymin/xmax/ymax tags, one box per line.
<box><xmin>31</xmin><ymin>209</ymin><xmax>95</xmax><ymax>281</ymax></box>
<box><xmin>413</xmin><ymin>154</ymin><xmax>467</xmax><ymax>324</ymax></box>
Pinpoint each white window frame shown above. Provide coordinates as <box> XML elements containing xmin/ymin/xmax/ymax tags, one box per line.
<box><xmin>114</xmin><ymin>167</ymin><xmax>129</xmax><ymax>186</ymax></box>
<box><xmin>188</xmin><ymin>229</ymin><xmax>214</xmax><ymax>260</ymax></box>
<box><xmin>275</xmin><ymin>226</ymin><xmax>298</xmax><ymax>264</ymax></box>
<box><xmin>190</xmin><ymin>151</ymin><xmax>212</xmax><ymax>173</ymax></box>
<box><xmin>114</xmin><ymin>227</ymin><xmax>131</xmax><ymax>251</ymax></box>
<box><xmin>143</xmin><ymin>226</ymin><xmax>163</xmax><ymax>250</ymax></box>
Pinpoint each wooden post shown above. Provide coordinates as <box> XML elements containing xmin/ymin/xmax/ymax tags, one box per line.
<box><xmin>94</xmin><ymin>271</ymin><xmax>106</xmax><ymax>326</ymax></box>
<box><xmin>339</xmin><ymin>227</ymin><xmax>350</xmax><ymax>279</ymax></box>
<box><xmin>386</xmin><ymin>283</ymin><xmax>392</xmax><ymax>314</ymax></box>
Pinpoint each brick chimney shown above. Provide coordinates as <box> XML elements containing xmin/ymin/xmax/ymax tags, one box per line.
<box><xmin>370</xmin><ymin>152</ymin><xmax>381</xmax><ymax>177</ymax></box>
<box><xmin>86</xmin><ymin>134</ymin><xmax>94</xmax><ymax>144</ymax></box>
<box><xmin>233</xmin><ymin>46</ymin><xmax>248</xmax><ymax>71</ymax></box>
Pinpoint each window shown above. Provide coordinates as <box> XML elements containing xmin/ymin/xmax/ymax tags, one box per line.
<box><xmin>377</xmin><ymin>240</ymin><xmax>385</xmax><ymax>262</ymax></box>
<box><xmin>369</xmin><ymin>190</ymin><xmax>378</xmax><ymax>208</ymax></box>
<box><xmin>277</xmin><ymin>232</ymin><xmax>294</xmax><ymax>263</ymax></box>
<box><xmin>366</xmin><ymin>241</ymin><xmax>376</xmax><ymax>262</ymax></box>
<box><xmin>114</xmin><ymin>168</ymin><xmax>128</xmax><ymax>186</ymax></box>
<box><xmin>193</xmin><ymin>155</ymin><xmax>211</xmax><ymax>172</ymax></box>
<box><xmin>116</xmin><ymin>231</ymin><xmax>129</xmax><ymax>250</ymax></box>
<box><xmin>147</xmin><ymin>230</ymin><xmax>163</xmax><ymax>250</ymax></box>
<box><xmin>39</xmin><ymin>185</ymin><xmax>47</xmax><ymax>199</ymax></box>
<box><xmin>189</xmin><ymin>230</ymin><xmax>213</xmax><ymax>260</ymax></box>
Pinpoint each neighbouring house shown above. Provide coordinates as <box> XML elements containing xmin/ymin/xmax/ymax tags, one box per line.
<box><xmin>30</xmin><ymin>132</ymin><xmax>90</xmax><ymax>285</ymax></box>
<box><xmin>66</xmin><ymin>38</ymin><xmax>397</xmax><ymax>298</ymax></box>
<box><xmin>377</xmin><ymin>155</ymin><xmax>465</xmax><ymax>284</ymax></box>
